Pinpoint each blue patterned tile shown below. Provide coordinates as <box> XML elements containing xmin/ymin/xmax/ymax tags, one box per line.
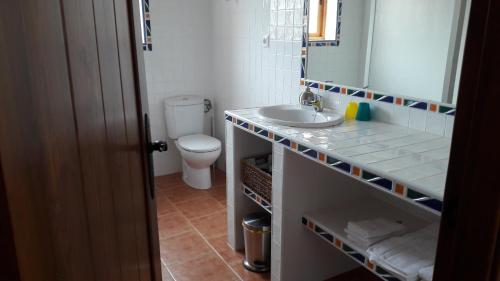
<box><xmin>298</xmin><ymin>144</ymin><xmax>318</xmax><ymax>158</ymax></box>
<box><xmin>404</xmin><ymin>99</ymin><xmax>428</xmax><ymax>110</ymax></box>
<box><xmin>254</xmin><ymin>126</ymin><xmax>269</xmax><ymax>138</ymax></box>
<box><xmin>326</xmin><ymin>156</ymin><xmax>351</xmax><ymax>173</ymax></box>
<box><xmin>274</xmin><ymin>134</ymin><xmax>291</xmax><ymax>147</ymax></box>
<box><xmin>314</xmin><ymin>225</ymin><xmax>334</xmax><ymax>243</ymax></box>
<box><xmin>362</xmin><ymin>171</ymin><xmax>393</xmax><ymax>190</ymax></box>
<box><xmin>348</xmin><ymin>89</ymin><xmax>366</xmax><ymax>98</ymax></box>
<box><xmin>236</xmin><ymin>119</ymin><xmax>249</xmax><ymax>129</ymax></box>
<box><xmin>325</xmin><ymin>85</ymin><xmax>341</xmax><ymax>93</ymax></box>
<box><xmin>407</xmin><ymin>189</ymin><xmax>443</xmax><ymax>212</ymax></box>
<box><xmin>374</xmin><ymin>94</ymin><xmax>394</xmax><ymax>104</ymax></box>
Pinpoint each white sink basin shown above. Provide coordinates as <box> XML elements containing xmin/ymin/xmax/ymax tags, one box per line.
<box><xmin>257</xmin><ymin>105</ymin><xmax>344</xmax><ymax>128</ymax></box>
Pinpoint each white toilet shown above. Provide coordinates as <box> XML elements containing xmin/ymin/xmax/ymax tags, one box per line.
<box><xmin>165</xmin><ymin>95</ymin><xmax>221</xmax><ymax>189</ymax></box>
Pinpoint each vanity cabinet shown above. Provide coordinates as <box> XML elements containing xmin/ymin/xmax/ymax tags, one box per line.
<box><xmin>225</xmin><ymin>110</ymin><xmax>446</xmax><ymax>281</ymax></box>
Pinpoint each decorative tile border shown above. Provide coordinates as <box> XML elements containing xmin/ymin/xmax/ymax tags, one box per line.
<box><xmin>142</xmin><ymin>0</ymin><xmax>152</xmax><ymax>51</ymax></box>
<box><xmin>302</xmin><ymin>216</ymin><xmax>401</xmax><ymax>281</ymax></box>
<box><xmin>313</xmin><ymin>80</ymin><xmax>456</xmax><ymax>117</ymax></box>
<box><xmin>226</xmin><ymin>113</ymin><xmax>443</xmax><ymax>215</ymax></box>
<box><xmin>242</xmin><ymin>184</ymin><xmax>272</xmax><ymax>214</ymax></box>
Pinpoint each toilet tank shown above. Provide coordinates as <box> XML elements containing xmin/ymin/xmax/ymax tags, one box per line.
<box><xmin>164</xmin><ymin>95</ymin><xmax>205</xmax><ymax>139</ymax></box>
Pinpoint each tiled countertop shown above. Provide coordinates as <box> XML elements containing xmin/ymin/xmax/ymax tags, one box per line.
<box><xmin>225</xmin><ymin>108</ymin><xmax>451</xmax><ymax>214</ymax></box>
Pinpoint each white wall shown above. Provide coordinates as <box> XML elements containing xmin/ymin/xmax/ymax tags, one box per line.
<box><xmin>368</xmin><ymin>0</ymin><xmax>457</xmax><ymax>102</ymax></box>
<box><xmin>144</xmin><ymin>0</ymin><xmax>214</xmax><ymax>175</ymax></box>
<box><xmin>212</xmin><ymin>0</ymin><xmax>304</xmax><ymax>171</ymax></box>
<box><xmin>144</xmin><ymin>0</ymin><xmax>304</xmax><ymax>175</ymax></box>
<box><xmin>307</xmin><ymin>0</ymin><xmax>371</xmax><ymax>88</ymax></box>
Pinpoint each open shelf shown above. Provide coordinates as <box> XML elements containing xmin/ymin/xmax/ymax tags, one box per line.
<box><xmin>242</xmin><ymin>183</ymin><xmax>272</xmax><ymax>214</ymax></box>
<box><xmin>302</xmin><ymin>198</ymin><xmax>434</xmax><ymax>281</ymax></box>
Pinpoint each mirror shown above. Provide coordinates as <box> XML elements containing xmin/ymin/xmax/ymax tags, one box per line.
<box><xmin>305</xmin><ymin>0</ymin><xmax>471</xmax><ymax>104</ymax></box>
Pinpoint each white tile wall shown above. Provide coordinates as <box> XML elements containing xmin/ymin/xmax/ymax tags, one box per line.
<box><xmin>144</xmin><ymin>0</ymin><xmax>215</xmax><ymax>175</ymax></box>
<box><xmin>212</xmin><ymin>0</ymin><xmax>304</xmax><ymax>170</ymax></box>
<box><xmin>319</xmin><ymin>90</ymin><xmax>454</xmax><ymax>136</ymax></box>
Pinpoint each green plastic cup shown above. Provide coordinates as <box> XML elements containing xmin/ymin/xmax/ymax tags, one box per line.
<box><xmin>356</xmin><ymin>102</ymin><xmax>372</xmax><ymax>121</ymax></box>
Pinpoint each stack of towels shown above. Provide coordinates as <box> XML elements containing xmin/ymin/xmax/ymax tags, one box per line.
<box><xmin>345</xmin><ymin>217</ymin><xmax>407</xmax><ymax>248</ymax></box>
<box><xmin>367</xmin><ymin>223</ymin><xmax>439</xmax><ymax>281</ymax></box>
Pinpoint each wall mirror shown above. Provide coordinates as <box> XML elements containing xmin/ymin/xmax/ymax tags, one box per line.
<box><xmin>305</xmin><ymin>0</ymin><xmax>471</xmax><ymax>104</ymax></box>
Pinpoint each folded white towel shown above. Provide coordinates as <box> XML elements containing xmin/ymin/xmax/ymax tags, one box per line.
<box><xmin>419</xmin><ymin>265</ymin><xmax>434</xmax><ymax>281</ymax></box>
<box><xmin>347</xmin><ymin>218</ymin><xmax>407</xmax><ymax>239</ymax></box>
<box><xmin>367</xmin><ymin>223</ymin><xmax>439</xmax><ymax>281</ymax></box>
<box><xmin>345</xmin><ymin>229</ymin><xmax>405</xmax><ymax>248</ymax></box>
<box><xmin>346</xmin><ymin>234</ymin><xmax>373</xmax><ymax>248</ymax></box>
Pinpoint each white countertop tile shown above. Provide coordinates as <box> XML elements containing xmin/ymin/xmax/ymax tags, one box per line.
<box><xmin>226</xmin><ymin>108</ymin><xmax>452</xmax><ymax>202</ymax></box>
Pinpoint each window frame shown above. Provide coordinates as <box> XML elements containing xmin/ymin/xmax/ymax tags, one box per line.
<box><xmin>307</xmin><ymin>0</ymin><xmax>342</xmax><ymax>46</ymax></box>
<box><xmin>308</xmin><ymin>0</ymin><xmax>328</xmax><ymax>40</ymax></box>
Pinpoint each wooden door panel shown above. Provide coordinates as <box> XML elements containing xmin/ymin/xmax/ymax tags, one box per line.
<box><xmin>60</xmin><ymin>0</ymin><xmax>123</xmax><ymax>280</ymax></box>
<box><xmin>0</xmin><ymin>0</ymin><xmax>95</xmax><ymax>280</ymax></box>
<box><xmin>92</xmin><ymin>0</ymin><xmax>151</xmax><ymax>280</ymax></box>
<box><xmin>1</xmin><ymin>0</ymin><xmax>158</xmax><ymax>280</ymax></box>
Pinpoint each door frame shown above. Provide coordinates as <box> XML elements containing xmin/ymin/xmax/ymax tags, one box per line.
<box><xmin>434</xmin><ymin>0</ymin><xmax>500</xmax><ymax>280</ymax></box>
<box><xmin>128</xmin><ymin>0</ymin><xmax>162</xmax><ymax>280</ymax></box>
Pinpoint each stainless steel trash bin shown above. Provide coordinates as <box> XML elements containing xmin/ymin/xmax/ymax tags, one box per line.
<box><xmin>242</xmin><ymin>212</ymin><xmax>271</xmax><ymax>272</ymax></box>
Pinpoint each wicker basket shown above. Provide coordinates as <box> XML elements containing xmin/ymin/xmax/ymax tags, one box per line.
<box><xmin>241</xmin><ymin>155</ymin><xmax>272</xmax><ymax>203</ymax></box>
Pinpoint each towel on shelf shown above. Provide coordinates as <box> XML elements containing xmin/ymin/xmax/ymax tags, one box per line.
<box><xmin>346</xmin><ymin>234</ymin><xmax>380</xmax><ymax>248</ymax></box>
<box><xmin>419</xmin><ymin>265</ymin><xmax>434</xmax><ymax>281</ymax></box>
<box><xmin>347</xmin><ymin>217</ymin><xmax>407</xmax><ymax>239</ymax></box>
<box><xmin>367</xmin><ymin>223</ymin><xmax>439</xmax><ymax>281</ymax></box>
<box><xmin>344</xmin><ymin>217</ymin><xmax>407</xmax><ymax>247</ymax></box>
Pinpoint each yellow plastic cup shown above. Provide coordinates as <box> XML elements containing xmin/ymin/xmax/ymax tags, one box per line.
<box><xmin>345</xmin><ymin>102</ymin><xmax>359</xmax><ymax>120</ymax></box>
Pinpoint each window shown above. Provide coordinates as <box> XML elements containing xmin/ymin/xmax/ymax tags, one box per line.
<box><xmin>308</xmin><ymin>0</ymin><xmax>339</xmax><ymax>42</ymax></box>
<box><xmin>139</xmin><ymin>0</ymin><xmax>151</xmax><ymax>51</ymax></box>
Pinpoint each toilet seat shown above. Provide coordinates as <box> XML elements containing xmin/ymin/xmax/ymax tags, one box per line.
<box><xmin>177</xmin><ymin>134</ymin><xmax>221</xmax><ymax>153</ymax></box>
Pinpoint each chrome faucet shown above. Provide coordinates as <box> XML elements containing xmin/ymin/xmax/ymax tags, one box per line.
<box><xmin>299</xmin><ymin>86</ymin><xmax>324</xmax><ymax>112</ymax></box>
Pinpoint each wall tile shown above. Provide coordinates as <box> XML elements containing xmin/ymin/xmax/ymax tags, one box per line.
<box><xmin>409</xmin><ymin>108</ymin><xmax>428</xmax><ymax>131</ymax></box>
<box><xmin>426</xmin><ymin>112</ymin><xmax>446</xmax><ymax>135</ymax></box>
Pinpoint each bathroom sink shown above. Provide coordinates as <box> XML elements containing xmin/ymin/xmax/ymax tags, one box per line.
<box><xmin>257</xmin><ymin>105</ymin><xmax>343</xmax><ymax>128</ymax></box>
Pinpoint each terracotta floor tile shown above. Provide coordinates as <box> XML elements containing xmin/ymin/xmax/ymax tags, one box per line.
<box><xmin>207</xmin><ymin>235</ymin><xmax>245</xmax><ymax>266</ymax></box>
<box><xmin>156</xmin><ymin>196</ymin><xmax>177</xmax><ymax>217</ymax></box>
<box><xmin>160</xmin><ymin>231</ymin><xmax>212</xmax><ymax>266</ymax></box>
<box><xmin>231</xmin><ymin>263</ymin><xmax>271</xmax><ymax>281</ymax></box>
<box><xmin>168</xmin><ymin>253</ymin><xmax>239</xmax><ymax>281</ymax></box>
<box><xmin>205</xmin><ymin>184</ymin><xmax>227</xmax><ymax>202</ymax></box>
<box><xmin>156</xmin><ymin>173</ymin><xmax>184</xmax><ymax>189</ymax></box>
<box><xmin>190</xmin><ymin>210</ymin><xmax>227</xmax><ymax>239</ymax></box>
<box><xmin>175</xmin><ymin>196</ymin><xmax>224</xmax><ymax>219</ymax></box>
<box><xmin>162</xmin><ymin>185</ymin><xmax>211</xmax><ymax>204</ymax></box>
<box><xmin>161</xmin><ymin>263</ymin><xmax>175</xmax><ymax>281</ymax></box>
<box><xmin>157</xmin><ymin>213</ymin><xmax>192</xmax><ymax>239</ymax></box>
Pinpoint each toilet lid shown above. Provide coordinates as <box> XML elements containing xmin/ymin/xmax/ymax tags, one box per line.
<box><xmin>177</xmin><ymin>134</ymin><xmax>221</xmax><ymax>153</ymax></box>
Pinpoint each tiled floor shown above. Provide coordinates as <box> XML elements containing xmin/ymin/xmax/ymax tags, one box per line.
<box><xmin>155</xmin><ymin>170</ymin><xmax>270</xmax><ymax>281</ymax></box>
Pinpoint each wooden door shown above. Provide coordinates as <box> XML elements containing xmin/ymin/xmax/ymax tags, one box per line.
<box><xmin>434</xmin><ymin>0</ymin><xmax>500</xmax><ymax>280</ymax></box>
<box><xmin>0</xmin><ymin>0</ymin><xmax>161</xmax><ymax>280</ymax></box>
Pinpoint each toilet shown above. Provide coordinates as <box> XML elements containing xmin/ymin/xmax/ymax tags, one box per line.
<box><xmin>165</xmin><ymin>95</ymin><xmax>221</xmax><ymax>189</ymax></box>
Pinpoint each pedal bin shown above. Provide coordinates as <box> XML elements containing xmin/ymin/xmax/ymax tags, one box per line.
<box><xmin>242</xmin><ymin>212</ymin><xmax>271</xmax><ymax>272</ymax></box>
